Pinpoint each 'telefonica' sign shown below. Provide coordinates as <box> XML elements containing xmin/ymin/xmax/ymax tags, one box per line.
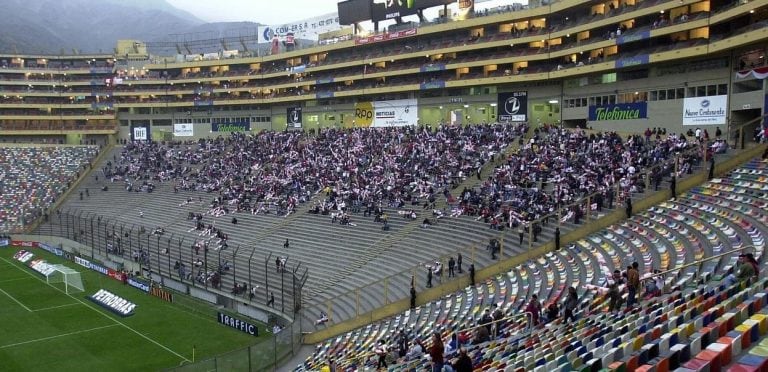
<box><xmin>589</xmin><ymin>102</ymin><xmax>647</xmax><ymax>121</ymax></box>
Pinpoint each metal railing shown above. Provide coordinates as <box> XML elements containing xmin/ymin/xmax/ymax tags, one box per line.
<box><xmin>36</xmin><ymin>210</ymin><xmax>305</xmax><ymax>322</ymax></box>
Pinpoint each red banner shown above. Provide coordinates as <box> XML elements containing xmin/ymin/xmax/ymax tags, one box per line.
<box><xmin>12</xmin><ymin>241</ymin><xmax>38</xmax><ymax>248</ymax></box>
<box><xmin>355</xmin><ymin>28</ymin><xmax>417</xmax><ymax>45</ymax></box>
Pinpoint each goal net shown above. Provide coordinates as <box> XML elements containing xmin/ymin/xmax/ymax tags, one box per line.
<box><xmin>47</xmin><ymin>265</ymin><xmax>85</xmax><ymax>294</ymax></box>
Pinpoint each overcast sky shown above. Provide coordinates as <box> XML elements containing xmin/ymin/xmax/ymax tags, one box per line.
<box><xmin>166</xmin><ymin>0</ymin><xmax>341</xmax><ymax>24</ymax></box>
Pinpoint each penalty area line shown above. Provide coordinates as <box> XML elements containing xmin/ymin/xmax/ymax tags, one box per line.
<box><xmin>0</xmin><ymin>256</ymin><xmax>192</xmax><ymax>363</ymax></box>
<box><xmin>0</xmin><ymin>287</ymin><xmax>32</xmax><ymax>312</ymax></box>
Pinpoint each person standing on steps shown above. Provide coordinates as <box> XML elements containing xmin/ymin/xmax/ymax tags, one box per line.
<box><xmin>518</xmin><ymin>224</ymin><xmax>525</xmax><ymax>246</ymax></box>
<box><xmin>670</xmin><ymin>175</ymin><xmax>677</xmax><ymax>200</ymax></box>
<box><xmin>448</xmin><ymin>256</ymin><xmax>456</xmax><ymax>277</ymax></box>
<box><xmin>625</xmin><ymin>197</ymin><xmax>632</xmax><ymax>218</ymax></box>
<box><xmin>457</xmin><ymin>253</ymin><xmax>463</xmax><ymax>273</ymax></box>
<box><xmin>267</xmin><ymin>292</ymin><xmax>275</xmax><ymax>307</ymax></box>
<box><xmin>410</xmin><ymin>283</ymin><xmax>416</xmax><ymax>309</ymax></box>
<box><xmin>554</xmin><ymin>227</ymin><xmax>561</xmax><ymax>250</ymax></box>
<box><xmin>708</xmin><ymin>156</ymin><xmax>715</xmax><ymax>180</ymax></box>
<box><xmin>607</xmin><ymin>187</ymin><xmax>614</xmax><ymax>209</ymax></box>
<box><xmin>283</xmin><ymin>239</ymin><xmax>290</xmax><ymax>249</ymax></box>
<box><xmin>426</xmin><ymin>267</ymin><xmax>433</xmax><ymax>288</ymax></box>
<box><xmin>469</xmin><ymin>264</ymin><xmax>475</xmax><ymax>286</ymax></box>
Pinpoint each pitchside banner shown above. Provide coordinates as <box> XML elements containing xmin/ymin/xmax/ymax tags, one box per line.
<box><xmin>497</xmin><ymin>91</ymin><xmax>528</xmax><ymax>122</ymax></box>
<box><xmin>683</xmin><ymin>95</ymin><xmax>727</xmax><ymax>125</ymax></box>
<box><xmin>354</xmin><ymin>99</ymin><xmax>418</xmax><ymax>127</ymax></box>
<box><xmin>173</xmin><ymin>123</ymin><xmax>194</xmax><ymax>137</ymax></box>
<box><xmin>217</xmin><ymin>312</ymin><xmax>259</xmax><ymax>336</ymax></box>
<box><xmin>589</xmin><ymin>102</ymin><xmax>648</xmax><ymax>121</ymax></box>
<box><xmin>287</xmin><ymin>107</ymin><xmax>303</xmax><ymax>128</ymax></box>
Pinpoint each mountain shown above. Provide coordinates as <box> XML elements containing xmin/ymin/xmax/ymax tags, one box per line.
<box><xmin>0</xmin><ymin>0</ymin><xmax>260</xmax><ymax>54</ymax></box>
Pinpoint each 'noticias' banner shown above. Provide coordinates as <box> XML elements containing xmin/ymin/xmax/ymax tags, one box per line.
<box><xmin>497</xmin><ymin>91</ymin><xmax>528</xmax><ymax>122</ymax></box>
<box><xmin>354</xmin><ymin>99</ymin><xmax>418</xmax><ymax>127</ymax></box>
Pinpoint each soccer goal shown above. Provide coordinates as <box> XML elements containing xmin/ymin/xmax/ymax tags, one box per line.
<box><xmin>47</xmin><ymin>265</ymin><xmax>85</xmax><ymax>294</ymax></box>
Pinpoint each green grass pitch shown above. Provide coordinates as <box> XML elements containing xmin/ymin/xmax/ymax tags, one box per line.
<box><xmin>0</xmin><ymin>246</ymin><xmax>264</xmax><ymax>371</ymax></box>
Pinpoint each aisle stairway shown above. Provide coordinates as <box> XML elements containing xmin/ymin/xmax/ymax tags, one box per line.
<box><xmin>296</xmin><ymin>158</ymin><xmax>768</xmax><ymax>371</ymax></box>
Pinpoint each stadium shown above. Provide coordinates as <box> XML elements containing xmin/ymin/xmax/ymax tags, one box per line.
<box><xmin>1</xmin><ymin>0</ymin><xmax>768</xmax><ymax>370</ymax></box>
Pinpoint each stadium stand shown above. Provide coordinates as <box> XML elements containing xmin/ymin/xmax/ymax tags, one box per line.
<box><xmin>0</xmin><ymin>146</ymin><xmax>98</xmax><ymax>233</ymax></box>
<box><xmin>295</xmin><ymin>157</ymin><xmax>768</xmax><ymax>371</ymax></box>
<box><xmin>1</xmin><ymin>0</ymin><xmax>767</xmax><ymax>370</ymax></box>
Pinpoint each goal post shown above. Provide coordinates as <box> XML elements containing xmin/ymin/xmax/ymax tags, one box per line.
<box><xmin>47</xmin><ymin>265</ymin><xmax>85</xmax><ymax>294</ymax></box>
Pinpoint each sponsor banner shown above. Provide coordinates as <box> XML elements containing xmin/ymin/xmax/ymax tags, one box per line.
<box><xmin>0</xmin><ymin>239</ymin><xmax>9</xmax><ymax>247</ymax></box>
<box><xmin>173</xmin><ymin>123</ymin><xmax>194</xmax><ymax>137</ymax></box>
<box><xmin>39</xmin><ymin>243</ymin><xmax>64</xmax><ymax>257</ymax></box>
<box><xmin>615</xmin><ymin>54</ymin><xmax>649</xmax><ymax>68</ymax></box>
<box><xmin>14</xmin><ymin>250</ymin><xmax>35</xmax><ymax>263</ymax></box>
<box><xmin>589</xmin><ymin>102</ymin><xmax>648</xmax><ymax>121</ymax></box>
<box><xmin>354</xmin><ymin>99</ymin><xmax>418</xmax><ymax>127</ymax></box>
<box><xmin>316</xmin><ymin>77</ymin><xmax>335</xmax><ymax>85</ymax></box>
<box><xmin>355</xmin><ymin>28</ymin><xmax>417</xmax><ymax>45</ymax></box>
<box><xmin>261</xmin><ymin>13</ymin><xmax>341</xmax><ymax>42</ymax></box>
<box><xmin>457</xmin><ymin>0</ymin><xmax>474</xmax><ymax>20</ymax></box>
<box><xmin>75</xmin><ymin>256</ymin><xmax>127</xmax><ymax>282</ymax></box>
<box><xmin>91</xmin><ymin>102</ymin><xmax>113</xmax><ymax>110</ymax></box>
<box><xmin>764</xmin><ymin>95</ymin><xmax>768</xmax><ymax>128</ymax></box>
<box><xmin>354</xmin><ymin>101</ymin><xmax>374</xmax><ymax>127</ymax></box>
<box><xmin>150</xmin><ymin>287</ymin><xmax>173</xmax><ymax>302</ymax></box>
<box><xmin>617</xmin><ymin>31</ymin><xmax>650</xmax><ymax>45</ymax></box>
<box><xmin>375</xmin><ymin>99</ymin><xmax>418</xmax><ymax>127</ymax></box>
<box><xmin>131</xmin><ymin>125</ymin><xmax>149</xmax><ymax>142</ymax></box>
<box><xmin>497</xmin><ymin>91</ymin><xmax>528</xmax><ymax>122</ymax></box>
<box><xmin>420</xmin><ymin>81</ymin><xmax>446</xmax><ymax>90</ymax></box>
<box><xmin>287</xmin><ymin>107</ymin><xmax>303</xmax><ymax>128</ymax></box>
<box><xmin>683</xmin><ymin>95</ymin><xmax>727</xmax><ymax>125</ymax></box>
<box><xmin>127</xmin><ymin>277</ymin><xmax>151</xmax><ymax>293</ymax></box>
<box><xmin>217</xmin><ymin>312</ymin><xmax>259</xmax><ymax>337</ymax></box>
<box><xmin>90</xmin><ymin>289</ymin><xmax>136</xmax><ymax>317</ymax></box>
<box><xmin>421</xmin><ymin>63</ymin><xmax>446</xmax><ymax>73</ymax></box>
<box><xmin>12</xmin><ymin>240</ymin><xmax>38</xmax><ymax>248</ymax></box>
<box><xmin>211</xmin><ymin>121</ymin><xmax>251</xmax><ymax>132</ymax></box>
<box><xmin>316</xmin><ymin>91</ymin><xmax>335</xmax><ymax>99</ymax></box>
<box><xmin>29</xmin><ymin>259</ymin><xmax>57</xmax><ymax>276</ymax></box>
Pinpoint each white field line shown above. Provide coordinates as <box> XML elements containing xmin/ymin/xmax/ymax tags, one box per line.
<box><xmin>0</xmin><ymin>324</ymin><xmax>119</xmax><ymax>349</ymax></box>
<box><xmin>0</xmin><ymin>256</ymin><xmax>191</xmax><ymax>363</ymax></box>
<box><xmin>0</xmin><ymin>287</ymin><xmax>32</xmax><ymax>312</ymax></box>
<box><xmin>32</xmin><ymin>302</ymin><xmax>81</xmax><ymax>312</ymax></box>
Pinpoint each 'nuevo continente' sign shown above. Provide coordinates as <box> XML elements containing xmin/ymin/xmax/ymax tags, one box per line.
<box><xmin>588</xmin><ymin>102</ymin><xmax>647</xmax><ymax>121</ymax></box>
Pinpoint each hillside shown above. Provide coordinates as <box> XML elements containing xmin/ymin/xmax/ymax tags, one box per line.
<box><xmin>0</xmin><ymin>0</ymin><xmax>261</xmax><ymax>54</ymax></box>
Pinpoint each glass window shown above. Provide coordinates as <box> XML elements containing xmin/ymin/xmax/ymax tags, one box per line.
<box><xmin>718</xmin><ymin>84</ymin><xmax>727</xmax><ymax>95</ymax></box>
<box><xmin>667</xmin><ymin>89</ymin><xmax>676</xmax><ymax>100</ymax></box>
<box><xmin>650</xmin><ymin>91</ymin><xmax>658</xmax><ymax>101</ymax></box>
<box><xmin>696</xmin><ymin>86</ymin><xmax>706</xmax><ymax>97</ymax></box>
<box><xmin>676</xmin><ymin>88</ymin><xmax>685</xmax><ymax>98</ymax></box>
<box><xmin>659</xmin><ymin>90</ymin><xmax>667</xmax><ymax>100</ymax></box>
<box><xmin>707</xmin><ymin>85</ymin><xmax>717</xmax><ymax>96</ymax></box>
